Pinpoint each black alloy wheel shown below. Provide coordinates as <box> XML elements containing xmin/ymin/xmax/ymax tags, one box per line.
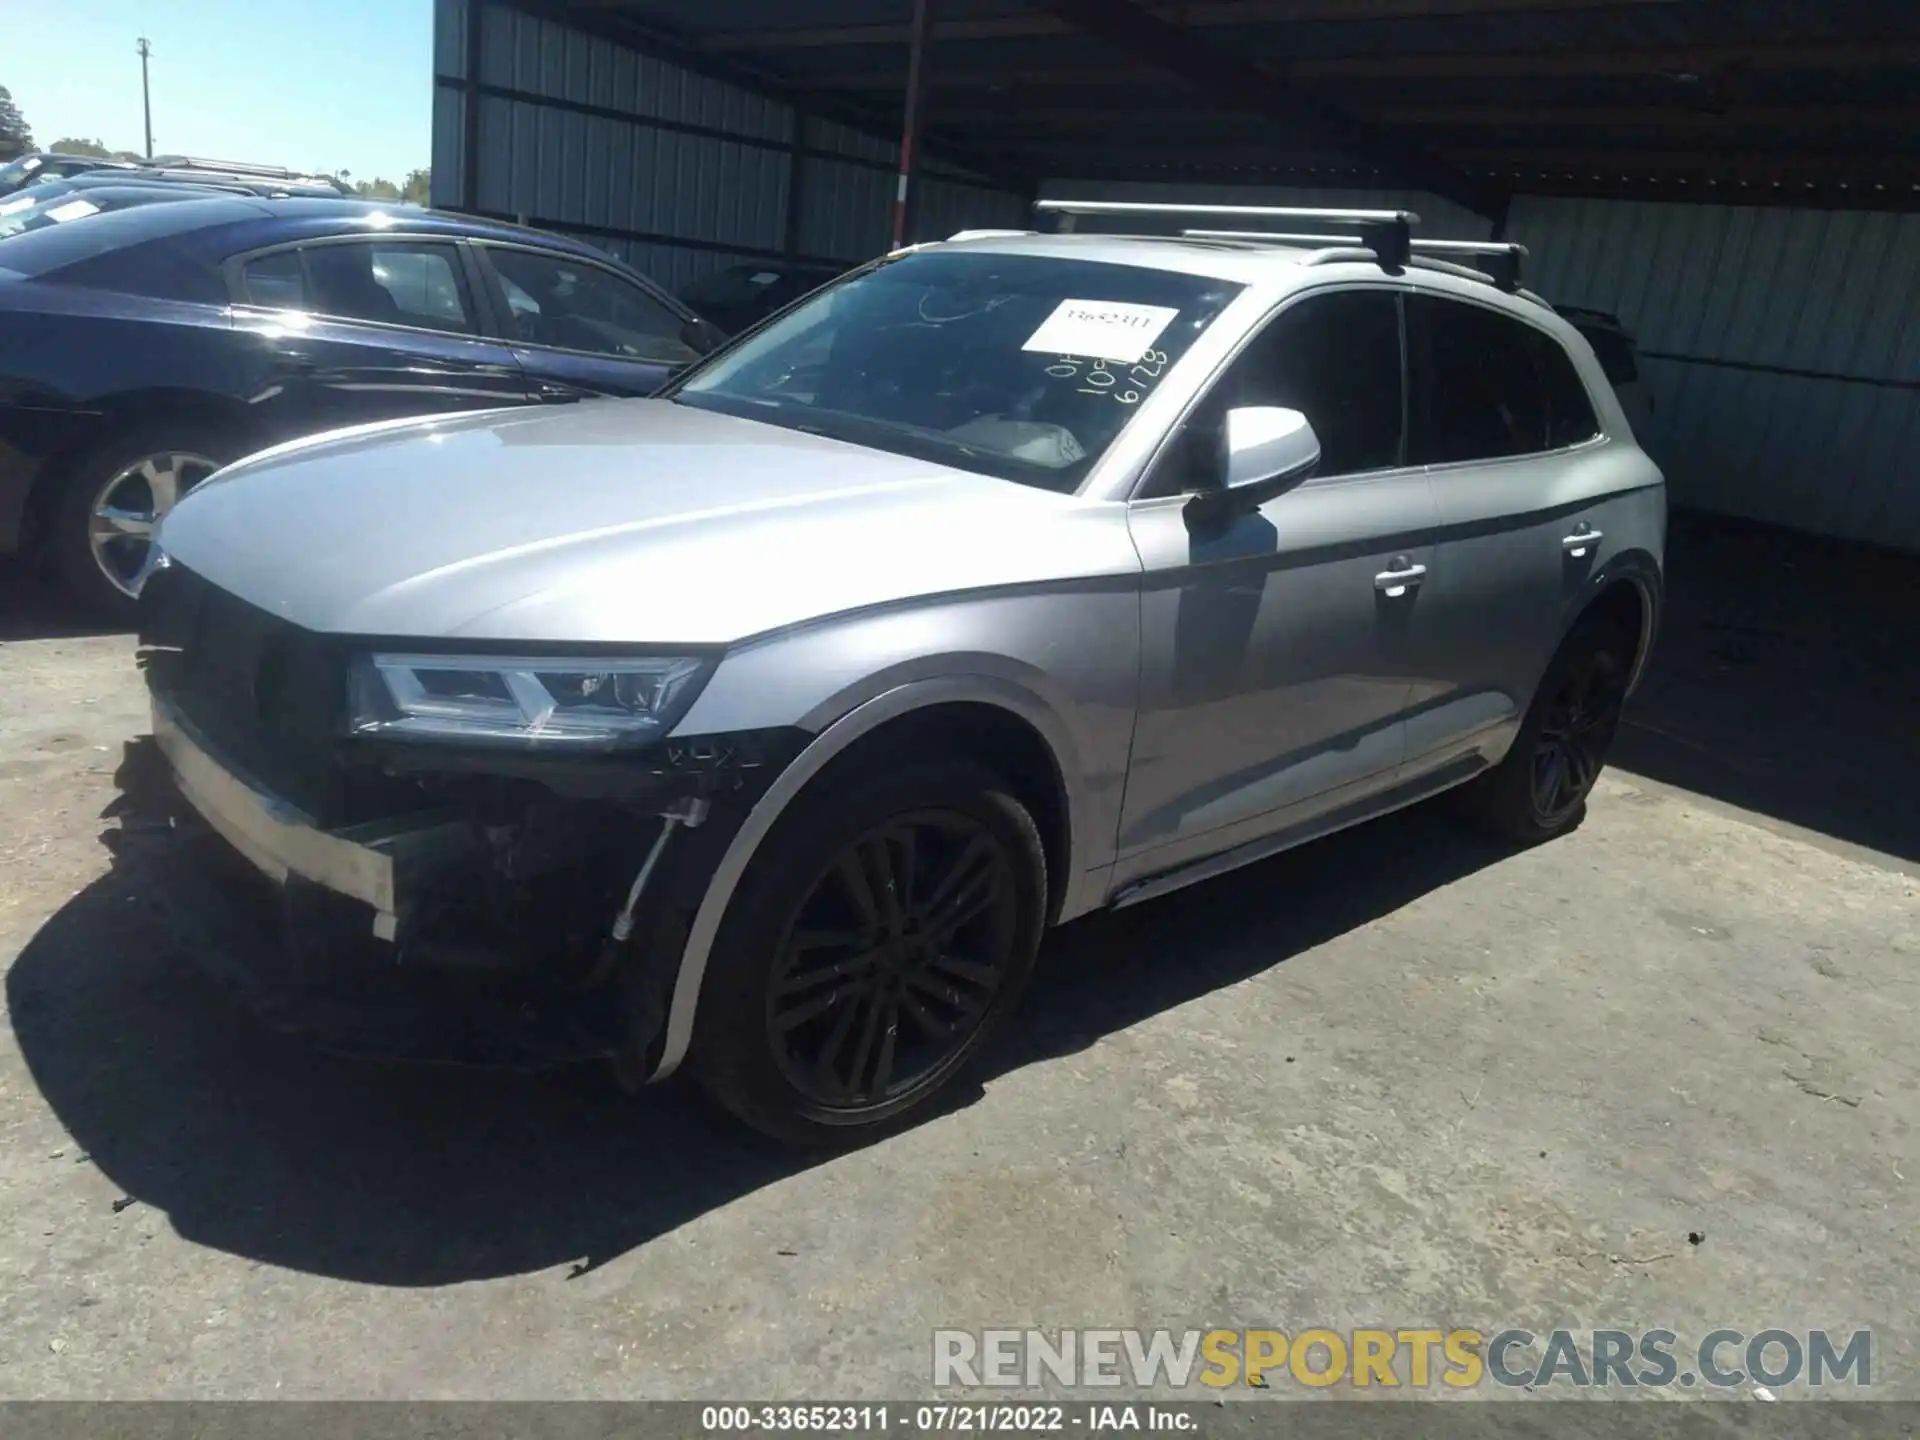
<box><xmin>768</xmin><ymin>810</ymin><xmax>1019</xmax><ymax>1108</ymax></box>
<box><xmin>1528</xmin><ymin>643</ymin><xmax>1628</xmax><ymax>827</ymax></box>
<box><xmin>1459</xmin><ymin>609</ymin><xmax>1636</xmax><ymax>843</ymax></box>
<box><xmin>693</xmin><ymin>758</ymin><xmax>1047</xmax><ymax>1145</ymax></box>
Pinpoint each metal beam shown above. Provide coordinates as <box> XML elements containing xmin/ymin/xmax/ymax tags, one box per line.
<box><xmin>1454</xmin><ymin>145</ymin><xmax>1920</xmax><ymax>179</ymax></box>
<box><xmin>929</xmin><ymin>101</ymin><xmax>1920</xmax><ymax>137</ymax></box>
<box><xmin>1025</xmin><ymin>0</ymin><xmax>1503</xmax><ymax>217</ymax></box>
<box><xmin>813</xmin><ymin>36</ymin><xmax>1920</xmax><ymax>88</ymax></box>
<box><xmin>693</xmin><ymin>0</ymin><xmax>1678</xmax><ymax>52</ymax></box>
<box><xmin>1370</xmin><ymin>103</ymin><xmax>1920</xmax><ymax>132</ymax></box>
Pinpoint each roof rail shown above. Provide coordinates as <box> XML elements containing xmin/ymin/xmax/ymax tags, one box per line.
<box><xmin>1034</xmin><ymin>198</ymin><xmax>1416</xmax><ymax>268</ymax></box>
<box><xmin>149</xmin><ymin>154</ymin><xmax>296</xmax><ymax>177</ymax></box>
<box><xmin>143</xmin><ymin>155</ymin><xmax>352</xmax><ymax>193</ymax></box>
<box><xmin>1180</xmin><ymin>227</ymin><xmax>1529</xmax><ymax>291</ymax></box>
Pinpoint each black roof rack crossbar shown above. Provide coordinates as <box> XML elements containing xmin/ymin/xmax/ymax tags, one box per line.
<box><xmin>1034</xmin><ymin>198</ymin><xmax>1416</xmax><ymax>269</ymax></box>
<box><xmin>1179</xmin><ymin>228</ymin><xmax>1527</xmax><ymax>290</ymax></box>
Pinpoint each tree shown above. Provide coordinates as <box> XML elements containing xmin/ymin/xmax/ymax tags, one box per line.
<box><xmin>49</xmin><ymin>137</ymin><xmax>111</xmax><ymax>158</ymax></box>
<box><xmin>401</xmin><ymin>167</ymin><xmax>431</xmax><ymax>206</ymax></box>
<box><xmin>352</xmin><ymin>176</ymin><xmax>402</xmax><ymax>201</ymax></box>
<box><xmin>0</xmin><ymin>85</ymin><xmax>34</xmax><ymax>161</ymax></box>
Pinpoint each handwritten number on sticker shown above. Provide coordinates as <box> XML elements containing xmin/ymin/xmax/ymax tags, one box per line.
<box><xmin>1046</xmin><ymin>353</ymin><xmax>1159</xmax><ymax>406</ymax></box>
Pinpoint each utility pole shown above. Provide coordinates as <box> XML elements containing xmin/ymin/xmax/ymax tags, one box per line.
<box><xmin>137</xmin><ymin>37</ymin><xmax>153</xmax><ymax>158</ymax></box>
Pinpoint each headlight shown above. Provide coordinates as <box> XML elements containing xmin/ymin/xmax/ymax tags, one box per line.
<box><xmin>349</xmin><ymin>653</ymin><xmax>711</xmax><ymax>748</ymax></box>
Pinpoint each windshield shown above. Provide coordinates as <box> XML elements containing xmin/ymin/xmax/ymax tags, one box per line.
<box><xmin>673</xmin><ymin>250</ymin><xmax>1243</xmax><ymax>491</ymax></box>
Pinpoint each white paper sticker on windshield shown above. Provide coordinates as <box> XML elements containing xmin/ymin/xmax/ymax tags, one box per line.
<box><xmin>47</xmin><ymin>199</ymin><xmax>100</xmax><ymax>223</ymax></box>
<box><xmin>1021</xmin><ymin>299</ymin><xmax>1180</xmax><ymax>365</ymax></box>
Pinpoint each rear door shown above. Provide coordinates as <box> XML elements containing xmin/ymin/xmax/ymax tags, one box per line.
<box><xmin>227</xmin><ymin>236</ymin><xmax>527</xmax><ymax>439</ymax></box>
<box><xmin>1398</xmin><ymin>292</ymin><xmax>1623</xmax><ymax>779</ymax></box>
<box><xmin>471</xmin><ymin>243</ymin><xmax>704</xmax><ymax>401</ymax></box>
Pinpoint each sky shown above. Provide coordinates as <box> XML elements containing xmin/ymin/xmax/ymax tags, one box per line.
<box><xmin>0</xmin><ymin>0</ymin><xmax>434</xmax><ymax>184</ymax></box>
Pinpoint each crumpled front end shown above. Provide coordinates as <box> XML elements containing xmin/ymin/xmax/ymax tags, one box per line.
<box><xmin>127</xmin><ymin>561</ymin><xmax>801</xmax><ymax>1076</ymax></box>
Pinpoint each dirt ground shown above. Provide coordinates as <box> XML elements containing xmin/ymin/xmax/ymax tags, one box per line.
<box><xmin>0</xmin><ymin>516</ymin><xmax>1914</xmax><ymax>1401</ymax></box>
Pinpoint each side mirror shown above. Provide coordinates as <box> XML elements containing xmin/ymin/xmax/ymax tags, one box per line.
<box><xmin>1186</xmin><ymin>406</ymin><xmax>1321</xmax><ymax>526</ymax></box>
<box><xmin>1225</xmin><ymin>406</ymin><xmax>1320</xmax><ymax>494</ymax></box>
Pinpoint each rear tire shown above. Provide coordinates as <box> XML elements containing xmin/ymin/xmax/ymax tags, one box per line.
<box><xmin>1460</xmin><ymin>610</ymin><xmax>1636</xmax><ymax>843</ymax></box>
<box><xmin>48</xmin><ymin>425</ymin><xmax>234</xmax><ymax>621</ymax></box>
<box><xmin>692</xmin><ymin>758</ymin><xmax>1047</xmax><ymax>1146</ymax></box>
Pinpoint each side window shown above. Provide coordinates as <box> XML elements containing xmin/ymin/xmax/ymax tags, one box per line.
<box><xmin>1145</xmin><ymin>289</ymin><xmax>1403</xmax><ymax>495</ymax></box>
<box><xmin>1407</xmin><ymin>294</ymin><xmax>1550</xmax><ymax>463</ymax></box>
<box><xmin>309</xmin><ymin>242</ymin><xmax>474</xmax><ymax>333</ymax></box>
<box><xmin>365</xmin><ymin>246</ymin><xmax>474</xmax><ymax>332</ymax></box>
<box><xmin>484</xmin><ymin>247</ymin><xmax>699</xmax><ymax>365</ymax></box>
<box><xmin>1533</xmin><ymin>330</ymin><xmax>1603</xmax><ymax>448</ymax></box>
<box><xmin>239</xmin><ymin>249</ymin><xmax>306</xmax><ymax>309</ymax></box>
<box><xmin>241</xmin><ymin>241</ymin><xmax>477</xmax><ymax>335</ymax></box>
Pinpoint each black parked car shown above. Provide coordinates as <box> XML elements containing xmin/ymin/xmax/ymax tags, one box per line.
<box><xmin>0</xmin><ymin>195</ymin><xmax>723</xmax><ymax>614</ymax></box>
<box><xmin>1</xmin><ymin>152</ymin><xmax>351</xmax><ymax>199</ymax></box>
<box><xmin>0</xmin><ymin>152</ymin><xmax>143</xmax><ymax>196</ymax></box>
<box><xmin>677</xmin><ymin>259</ymin><xmax>845</xmax><ymax>336</ymax></box>
<box><xmin>0</xmin><ymin>180</ymin><xmax>240</xmax><ymax>238</ymax></box>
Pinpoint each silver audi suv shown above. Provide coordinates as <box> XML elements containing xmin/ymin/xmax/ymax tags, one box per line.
<box><xmin>134</xmin><ymin>202</ymin><xmax>1665</xmax><ymax>1142</ymax></box>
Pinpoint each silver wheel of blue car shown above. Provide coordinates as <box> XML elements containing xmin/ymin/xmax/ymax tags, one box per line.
<box><xmin>88</xmin><ymin>450</ymin><xmax>219</xmax><ymax>598</ymax></box>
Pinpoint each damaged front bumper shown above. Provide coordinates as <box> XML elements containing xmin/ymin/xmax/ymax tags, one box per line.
<box><xmin>154</xmin><ymin>694</ymin><xmax>473</xmax><ymax>942</ymax></box>
<box><xmin>134</xmin><ymin>687</ymin><xmax>796</xmax><ymax>1072</ymax></box>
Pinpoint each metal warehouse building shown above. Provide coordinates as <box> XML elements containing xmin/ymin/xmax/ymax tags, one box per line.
<box><xmin>431</xmin><ymin>0</ymin><xmax>1920</xmax><ymax>552</ymax></box>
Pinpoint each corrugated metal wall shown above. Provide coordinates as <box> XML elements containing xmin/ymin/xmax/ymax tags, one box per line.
<box><xmin>430</xmin><ymin>0</ymin><xmax>1024</xmax><ymax>294</ymax></box>
<box><xmin>1038</xmin><ymin>181</ymin><xmax>1919</xmax><ymax>551</ymax></box>
<box><xmin>1509</xmin><ymin>197</ymin><xmax>1920</xmax><ymax>552</ymax></box>
<box><xmin>429</xmin><ymin>6</ymin><xmax>1917</xmax><ymax>551</ymax></box>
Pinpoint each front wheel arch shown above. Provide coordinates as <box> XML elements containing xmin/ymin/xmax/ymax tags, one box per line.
<box><xmin>651</xmin><ymin>679</ymin><xmax>1081</xmax><ymax>1083</ymax></box>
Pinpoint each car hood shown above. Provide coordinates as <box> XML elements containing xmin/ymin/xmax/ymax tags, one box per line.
<box><xmin>156</xmin><ymin>400</ymin><xmax>1138</xmax><ymax>644</ymax></box>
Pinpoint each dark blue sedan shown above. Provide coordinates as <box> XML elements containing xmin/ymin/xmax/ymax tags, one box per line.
<box><xmin>0</xmin><ymin>196</ymin><xmax>722</xmax><ymax>613</ymax></box>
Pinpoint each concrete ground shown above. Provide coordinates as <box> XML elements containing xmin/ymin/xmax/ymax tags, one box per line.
<box><xmin>0</xmin><ymin>518</ymin><xmax>1914</xmax><ymax>1401</ymax></box>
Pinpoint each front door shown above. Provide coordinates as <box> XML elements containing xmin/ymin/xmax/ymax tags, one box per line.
<box><xmin>1114</xmin><ymin>287</ymin><xmax>1441</xmax><ymax>889</ymax></box>
<box><xmin>473</xmin><ymin>243</ymin><xmax>704</xmax><ymax>400</ymax></box>
<box><xmin>229</xmin><ymin>238</ymin><xmax>528</xmax><ymax>441</ymax></box>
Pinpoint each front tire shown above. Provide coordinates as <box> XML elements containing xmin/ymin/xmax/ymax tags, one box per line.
<box><xmin>1462</xmin><ymin>610</ymin><xmax>1635</xmax><ymax>843</ymax></box>
<box><xmin>692</xmin><ymin>758</ymin><xmax>1047</xmax><ymax>1145</ymax></box>
<box><xmin>49</xmin><ymin>427</ymin><xmax>232</xmax><ymax>620</ymax></box>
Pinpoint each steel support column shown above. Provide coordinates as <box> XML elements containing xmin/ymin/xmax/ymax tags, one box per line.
<box><xmin>463</xmin><ymin>0</ymin><xmax>485</xmax><ymax>210</ymax></box>
<box><xmin>891</xmin><ymin>0</ymin><xmax>933</xmax><ymax>248</ymax></box>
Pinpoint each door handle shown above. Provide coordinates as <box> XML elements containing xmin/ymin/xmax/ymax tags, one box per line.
<box><xmin>1374</xmin><ymin>562</ymin><xmax>1427</xmax><ymax>597</ymax></box>
<box><xmin>535</xmin><ymin>382</ymin><xmax>584</xmax><ymax>404</ymax></box>
<box><xmin>1562</xmin><ymin>527</ymin><xmax>1603</xmax><ymax>558</ymax></box>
